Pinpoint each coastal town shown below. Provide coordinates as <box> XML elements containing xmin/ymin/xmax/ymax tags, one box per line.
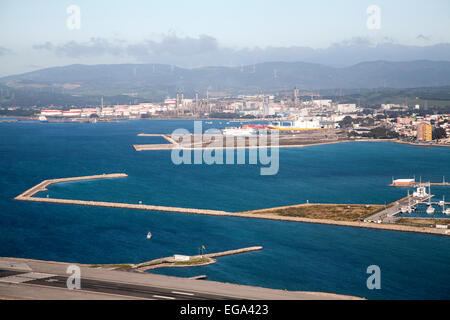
<box><xmin>2</xmin><ymin>89</ymin><xmax>449</xmax><ymax>145</ymax></box>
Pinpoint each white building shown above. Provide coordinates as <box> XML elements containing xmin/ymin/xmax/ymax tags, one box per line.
<box><xmin>337</xmin><ymin>104</ymin><xmax>357</xmax><ymax>113</ymax></box>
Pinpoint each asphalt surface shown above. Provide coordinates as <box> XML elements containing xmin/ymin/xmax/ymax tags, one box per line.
<box><xmin>0</xmin><ymin>269</ymin><xmax>234</xmax><ymax>300</ymax></box>
<box><xmin>0</xmin><ymin>258</ymin><xmax>362</xmax><ymax>300</ymax></box>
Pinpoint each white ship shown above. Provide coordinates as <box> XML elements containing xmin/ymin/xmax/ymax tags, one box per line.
<box><xmin>426</xmin><ymin>191</ymin><xmax>435</xmax><ymax>214</ymax></box>
<box><xmin>441</xmin><ymin>196</ymin><xmax>450</xmax><ymax>215</ymax></box>
<box><xmin>146</xmin><ymin>232</ymin><xmax>152</xmax><ymax>239</ymax></box>
<box><xmin>222</xmin><ymin>127</ymin><xmax>255</xmax><ymax>136</ymax></box>
<box><xmin>413</xmin><ymin>185</ymin><xmax>428</xmax><ymax>198</ymax></box>
<box><xmin>268</xmin><ymin>117</ymin><xmax>323</xmax><ymax>131</ymax></box>
<box><xmin>401</xmin><ymin>191</ymin><xmax>416</xmax><ymax>213</ymax></box>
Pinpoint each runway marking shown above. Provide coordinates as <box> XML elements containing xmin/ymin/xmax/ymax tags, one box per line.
<box><xmin>0</xmin><ymin>275</ymin><xmax>32</xmax><ymax>284</ymax></box>
<box><xmin>0</xmin><ymin>272</ymin><xmax>56</xmax><ymax>284</ymax></box>
<box><xmin>0</xmin><ymin>261</ymin><xmax>32</xmax><ymax>272</ymax></box>
<box><xmin>171</xmin><ymin>291</ymin><xmax>195</xmax><ymax>296</ymax></box>
<box><xmin>152</xmin><ymin>294</ymin><xmax>176</xmax><ymax>300</ymax></box>
<box><xmin>18</xmin><ymin>272</ymin><xmax>56</xmax><ymax>280</ymax></box>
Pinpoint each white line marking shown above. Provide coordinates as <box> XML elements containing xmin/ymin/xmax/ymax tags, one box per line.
<box><xmin>171</xmin><ymin>291</ymin><xmax>195</xmax><ymax>296</ymax></box>
<box><xmin>152</xmin><ymin>295</ymin><xmax>176</xmax><ymax>300</ymax></box>
<box><xmin>19</xmin><ymin>272</ymin><xmax>56</xmax><ymax>280</ymax></box>
<box><xmin>0</xmin><ymin>276</ymin><xmax>31</xmax><ymax>284</ymax></box>
<box><xmin>0</xmin><ymin>272</ymin><xmax>56</xmax><ymax>284</ymax></box>
<box><xmin>0</xmin><ymin>261</ymin><xmax>32</xmax><ymax>271</ymax></box>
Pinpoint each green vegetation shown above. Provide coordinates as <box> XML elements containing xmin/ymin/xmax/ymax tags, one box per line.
<box><xmin>398</xmin><ymin>218</ymin><xmax>450</xmax><ymax>227</ymax></box>
<box><xmin>333</xmin><ymin>87</ymin><xmax>450</xmax><ymax>110</ymax></box>
<box><xmin>89</xmin><ymin>264</ymin><xmax>132</xmax><ymax>269</ymax></box>
<box><xmin>339</xmin><ymin>116</ymin><xmax>376</xmax><ymax>129</ymax></box>
<box><xmin>361</xmin><ymin>127</ymin><xmax>399</xmax><ymax>139</ymax></box>
<box><xmin>173</xmin><ymin>257</ymin><xmax>212</xmax><ymax>266</ymax></box>
<box><xmin>432</xmin><ymin>127</ymin><xmax>447</xmax><ymax>140</ymax></box>
<box><xmin>253</xmin><ymin>204</ymin><xmax>385</xmax><ymax>222</ymax></box>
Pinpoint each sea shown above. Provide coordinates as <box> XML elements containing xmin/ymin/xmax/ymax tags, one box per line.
<box><xmin>0</xmin><ymin>119</ymin><xmax>449</xmax><ymax>299</ymax></box>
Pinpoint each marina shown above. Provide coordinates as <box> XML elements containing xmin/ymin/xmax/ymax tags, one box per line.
<box><xmin>13</xmin><ymin>173</ymin><xmax>450</xmax><ymax>236</ymax></box>
<box><xmin>2</xmin><ymin>121</ymin><xmax>450</xmax><ymax>300</ymax></box>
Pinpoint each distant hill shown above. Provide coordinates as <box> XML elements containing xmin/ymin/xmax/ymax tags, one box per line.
<box><xmin>1</xmin><ymin>60</ymin><xmax>450</xmax><ymax>99</ymax></box>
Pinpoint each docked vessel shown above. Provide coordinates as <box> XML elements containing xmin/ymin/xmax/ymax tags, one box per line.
<box><xmin>401</xmin><ymin>191</ymin><xmax>416</xmax><ymax>213</ymax></box>
<box><xmin>222</xmin><ymin>127</ymin><xmax>255</xmax><ymax>136</ymax></box>
<box><xmin>413</xmin><ymin>185</ymin><xmax>428</xmax><ymax>198</ymax></box>
<box><xmin>441</xmin><ymin>196</ymin><xmax>450</xmax><ymax>215</ymax></box>
<box><xmin>426</xmin><ymin>192</ymin><xmax>435</xmax><ymax>214</ymax></box>
<box><xmin>268</xmin><ymin>117</ymin><xmax>324</xmax><ymax>131</ymax></box>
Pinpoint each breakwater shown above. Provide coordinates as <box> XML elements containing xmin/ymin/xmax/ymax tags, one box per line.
<box><xmin>133</xmin><ymin>246</ymin><xmax>263</xmax><ymax>271</ymax></box>
<box><xmin>14</xmin><ymin>174</ymin><xmax>450</xmax><ymax>237</ymax></box>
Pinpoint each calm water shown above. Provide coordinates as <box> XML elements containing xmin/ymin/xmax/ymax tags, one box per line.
<box><xmin>0</xmin><ymin>120</ymin><xmax>449</xmax><ymax>299</ymax></box>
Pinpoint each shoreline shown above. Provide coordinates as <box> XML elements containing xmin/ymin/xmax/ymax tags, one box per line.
<box><xmin>0</xmin><ymin>257</ymin><xmax>363</xmax><ymax>300</ymax></box>
<box><xmin>394</xmin><ymin>140</ymin><xmax>450</xmax><ymax>148</ymax></box>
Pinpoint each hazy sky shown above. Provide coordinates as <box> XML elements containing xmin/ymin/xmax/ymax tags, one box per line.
<box><xmin>1</xmin><ymin>0</ymin><xmax>449</xmax><ymax>76</ymax></box>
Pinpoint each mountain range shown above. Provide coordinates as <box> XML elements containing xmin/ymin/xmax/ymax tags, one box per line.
<box><xmin>1</xmin><ymin>60</ymin><xmax>450</xmax><ymax>100</ymax></box>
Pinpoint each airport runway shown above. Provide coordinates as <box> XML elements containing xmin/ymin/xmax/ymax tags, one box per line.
<box><xmin>0</xmin><ymin>258</ymin><xmax>362</xmax><ymax>300</ymax></box>
<box><xmin>0</xmin><ymin>269</ymin><xmax>231</xmax><ymax>300</ymax></box>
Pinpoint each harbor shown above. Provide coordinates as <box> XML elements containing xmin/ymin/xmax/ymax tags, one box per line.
<box><xmin>13</xmin><ymin>173</ymin><xmax>450</xmax><ymax>237</ymax></box>
<box><xmin>385</xmin><ymin>178</ymin><xmax>450</xmax><ymax>218</ymax></box>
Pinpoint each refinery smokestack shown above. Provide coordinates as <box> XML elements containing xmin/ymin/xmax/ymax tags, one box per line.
<box><xmin>195</xmin><ymin>91</ymin><xmax>199</xmax><ymax>114</ymax></box>
<box><xmin>181</xmin><ymin>93</ymin><xmax>184</xmax><ymax>116</ymax></box>
<box><xmin>294</xmin><ymin>87</ymin><xmax>298</xmax><ymax>108</ymax></box>
<box><xmin>206</xmin><ymin>89</ymin><xmax>209</xmax><ymax>113</ymax></box>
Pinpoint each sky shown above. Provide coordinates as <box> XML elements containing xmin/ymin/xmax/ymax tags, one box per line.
<box><xmin>0</xmin><ymin>0</ymin><xmax>450</xmax><ymax>76</ymax></box>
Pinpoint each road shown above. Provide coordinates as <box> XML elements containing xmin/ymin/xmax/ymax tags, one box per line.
<box><xmin>366</xmin><ymin>195</ymin><xmax>433</xmax><ymax>224</ymax></box>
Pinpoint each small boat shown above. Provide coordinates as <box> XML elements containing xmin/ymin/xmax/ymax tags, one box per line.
<box><xmin>426</xmin><ymin>185</ymin><xmax>435</xmax><ymax>214</ymax></box>
<box><xmin>442</xmin><ymin>196</ymin><xmax>450</xmax><ymax>215</ymax></box>
<box><xmin>401</xmin><ymin>190</ymin><xmax>415</xmax><ymax>213</ymax></box>
<box><xmin>146</xmin><ymin>232</ymin><xmax>152</xmax><ymax>239</ymax></box>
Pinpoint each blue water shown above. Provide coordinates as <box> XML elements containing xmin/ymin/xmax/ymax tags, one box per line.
<box><xmin>0</xmin><ymin>120</ymin><xmax>449</xmax><ymax>299</ymax></box>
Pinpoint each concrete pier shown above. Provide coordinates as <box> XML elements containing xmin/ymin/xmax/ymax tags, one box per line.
<box><xmin>14</xmin><ymin>174</ymin><xmax>450</xmax><ymax>237</ymax></box>
<box><xmin>133</xmin><ymin>246</ymin><xmax>263</xmax><ymax>271</ymax></box>
<box><xmin>390</xmin><ymin>182</ymin><xmax>450</xmax><ymax>187</ymax></box>
<box><xmin>14</xmin><ymin>174</ymin><xmax>128</xmax><ymax>200</ymax></box>
<box><xmin>14</xmin><ymin>173</ymin><xmax>230</xmax><ymax>216</ymax></box>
